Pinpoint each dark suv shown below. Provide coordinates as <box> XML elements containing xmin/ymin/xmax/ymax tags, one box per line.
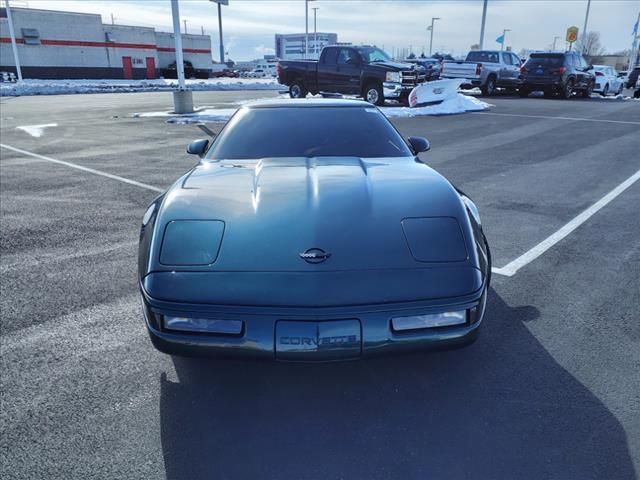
<box><xmin>520</xmin><ymin>52</ymin><xmax>595</xmax><ymax>99</ymax></box>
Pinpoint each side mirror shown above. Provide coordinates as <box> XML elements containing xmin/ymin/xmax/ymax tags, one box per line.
<box><xmin>408</xmin><ymin>136</ymin><xmax>430</xmax><ymax>154</ymax></box>
<box><xmin>186</xmin><ymin>139</ymin><xmax>209</xmax><ymax>158</ymax></box>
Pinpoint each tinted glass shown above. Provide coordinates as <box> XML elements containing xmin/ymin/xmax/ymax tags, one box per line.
<box><xmin>322</xmin><ymin>48</ymin><xmax>338</xmax><ymax>64</ymax></box>
<box><xmin>356</xmin><ymin>47</ymin><xmax>391</xmax><ymax>63</ymax></box>
<box><xmin>525</xmin><ymin>54</ymin><xmax>564</xmax><ymax>67</ymax></box>
<box><xmin>502</xmin><ymin>53</ymin><xmax>513</xmax><ymax>65</ymax></box>
<box><xmin>337</xmin><ymin>48</ymin><xmax>357</xmax><ymax>65</ymax></box>
<box><xmin>206</xmin><ymin>107</ymin><xmax>413</xmax><ymax>159</ymax></box>
<box><xmin>466</xmin><ymin>51</ymin><xmax>499</xmax><ymax>63</ymax></box>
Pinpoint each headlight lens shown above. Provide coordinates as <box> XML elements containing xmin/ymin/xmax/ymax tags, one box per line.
<box><xmin>160</xmin><ymin>220</ymin><xmax>225</xmax><ymax>265</ymax></box>
<box><xmin>385</xmin><ymin>71</ymin><xmax>402</xmax><ymax>83</ymax></box>
<box><xmin>392</xmin><ymin>311</ymin><xmax>466</xmax><ymax>331</ymax></box>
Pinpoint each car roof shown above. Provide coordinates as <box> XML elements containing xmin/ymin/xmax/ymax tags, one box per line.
<box><xmin>241</xmin><ymin>98</ymin><xmax>373</xmax><ymax>109</ymax></box>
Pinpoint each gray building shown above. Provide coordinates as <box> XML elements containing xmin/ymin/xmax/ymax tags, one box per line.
<box><xmin>275</xmin><ymin>32</ymin><xmax>338</xmax><ymax>60</ymax></box>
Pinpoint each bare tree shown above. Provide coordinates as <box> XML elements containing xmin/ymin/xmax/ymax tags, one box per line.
<box><xmin>470</xmin><ymin>43</ymin><xmax>480</xmax><ymax>51</ymax></box>
<box><xmin>576</xmin><ymin>31</ymin><xmax>606</xmax><ymax>56</ymax></box>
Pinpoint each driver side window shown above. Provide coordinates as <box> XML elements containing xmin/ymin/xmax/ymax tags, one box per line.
<box><xmin>337</xmin><ymin>48</ymin><xmax>355</xmax><ymax>65</ymax></box>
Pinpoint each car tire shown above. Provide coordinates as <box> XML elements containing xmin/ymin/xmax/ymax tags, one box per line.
<box><xmin>560</xmin><ymin>79</ymin><xmax>574</xmax><ymax>99</ymax></box>
<box><xmin>617</xmin><ymin>84</ymin><xmax>623</xmax><ymax>95</ymax></box>
<box><xmin>289</xmin><ymin>80</ymin><xmax>308</xmax><ymax>99</ymax></box>
<box><xmin>635</xmin><ymin>89</ymin><xmax>640</xmax><ymax>99</ymax></box>
<box><xmin>601</xmin><ymin>84</ymin><xmax>609</xmax><ymax>97</ymax></box>
<box><xmin>364</xmin><ymin>82</ymin><xmax>384</xmax><ymax>106</ymax></box>
<box><xmin>518</xmin><ymin>87</ymin><xmax>529</xmax><ymax>98</ymax></box>
<box><xmin>581</xmin><ymin>81</ymin><xmax>593</xmax><ymax>98</ymax></box>
<box><xmin>481</xmin><ymin>76</ymin><xmax>497</xmax><ymax>96</ymax></box>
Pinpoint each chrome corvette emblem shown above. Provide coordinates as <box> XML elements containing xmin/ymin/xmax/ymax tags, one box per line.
<box><xmin>299</xmin><ymin>248</ymin><xmax>331</xmax><ymax>264</ymax></box>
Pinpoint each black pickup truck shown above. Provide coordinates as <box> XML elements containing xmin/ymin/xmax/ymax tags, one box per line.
<box><xmin>276</xmin><ymin>46</ymin><xmax>426</xmax><ymax>106</ymax></box>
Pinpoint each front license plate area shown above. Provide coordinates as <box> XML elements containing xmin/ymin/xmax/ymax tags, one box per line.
<box><xmin>275</xmin><ymin>320</ymin><xmax>362</xmax><ymax>361</ymax></box>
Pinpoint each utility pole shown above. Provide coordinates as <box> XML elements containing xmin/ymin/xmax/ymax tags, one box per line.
<box><xmin>580</xmin><ymin>0</ymin><xmax>591</xmax><ymax>54</ymax></box>
<box><xmin>305</xmin><ymin>0</ymin><xmax>316</xmax><ymax>59</ymax></box>
<box><xmin>183</xmin><ymin>19</ymin><xmax>188</xmax><ymax>34</ymax></box>
<box><xmin>201</xmin><ymin>25</ymin><xmax>204</xmax><ymax>36</ymax></box>
<box><xmin>479</xmin><ymin>0</ymin><xmax>488</xmax><ymax>50</ymax></box>
<box><xmin>5</xmin><ymin>0</ymin><xmax>22</xmax><ymax>81</ymax></box>
<box><xmin>217</xmin><ymin>2</ymin><xmax>224</xmax><ymax>63</ymax></box>
<box><xmin>111</xmin><ymin>13</ymin><xmax>115</xmax><ymax>25</ymax></box>
<box><xmin>428</xmin><ymin>17</ymin><xmax>440</xmax><ymax>57</ymax></box>
<box><xmin>500</xmin><ymin>29</ymin><xmax>510</xmax><ymax>51</ymax></box>
<box><xmin>170</xmin><ymin>0</ymin><xmax>192</xmax><ymax>113</ymax></box>
<box><xmin>630</xmin><ymin>11</ymin><xmax>640</xmax><ymax>69</ymax></box>
<box><xmin>312</xmin><ymin>7</ymin><xmax>319</xmax><ymax>58</ymax></box>
<box><xmin>552</xmin><ymin>36</ymin><xmax>561</xmax><ymax>51</ymax></box>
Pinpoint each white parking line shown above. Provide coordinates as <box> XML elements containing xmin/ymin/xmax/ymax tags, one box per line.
<box><xmin>472</xmin><ymin>111</ymin><xmax>640</xmax><ymax>126</ymax></box>
<box><xmin>0</xmin><ymin>143</ymin><xmax>163</xmax><ymax>193</ymax></box>
<box><xmin>492</xmin><ymin>169</ymin><xmax>640</xmax><ymax>277</ymax></box>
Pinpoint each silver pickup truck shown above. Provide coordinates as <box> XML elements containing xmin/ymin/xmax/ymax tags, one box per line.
<box><xmin>441</xmin><ymin>50</ymin><xmax>522</xmax><ymax>95</ymax></box>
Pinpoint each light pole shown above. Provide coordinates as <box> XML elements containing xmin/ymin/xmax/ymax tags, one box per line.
<box><xmin>312</xmin><ymin>7</ymin><xmax>319</xmax><ymax>58</ymax></box>
<box><xmin>5</xmin><ymin>0</ymin><xmax>22</xmax><ymax>81</ymax></box>
<box><xmin>170</xmin><ymin>0</ymin><xmax>192</xmax><ymax>113</ymax></box>
<box><xmin>209</xmin><ymin>0</ymin><xmax>227</xmax><ymax>65</ymax></box>
<box><xmin>552</xmin><ymin>36</ymin><xmax>561</xmax><ymax>51</ymax></box>
<box><xmin>479</xmin><ymin>0</ymin><xmax>488</xmax><ymax>50</ymax></box>
<box><xmin>305</xmin><ymin>0</ymin><xmax>316</xmax><ymax>59</ymax></box>
<box><xmin>428</xmin><ymin>17</ymin><xmax>440</xmax><ymax>57</ymax></box>
<box><xmin>581</xmin><ymin>0</ymin><xmax>592</xmax><ymax>54</ymax></box>
<box><xmin>500</xmin><ymin>28</ymin><xmax>510</xmax><ymax>51</ymax></box>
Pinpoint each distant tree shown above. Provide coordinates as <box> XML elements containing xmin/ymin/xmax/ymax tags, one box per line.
<box><xmin>419</xmin><ymin>52</ymin><xmax>426</xmax><ymax>58</ymax></box>
<box><xmin>407</xmin><ymin>52</ymin><xmax>416</xmax><ymax>59</ymax></box>
<box><xmin>576</xmin><ymin>31</ymin><xmax>606</xmax><ymax>56</ymax></box>
<box><xmin>470</xmin><ymin>43</ymin><xmax>480</xmax><ymax>51</ymax></box>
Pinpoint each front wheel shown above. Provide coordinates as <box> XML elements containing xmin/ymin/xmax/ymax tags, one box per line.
<box><xmin>582</xmin><ymin>81</ymin><xmax>593</xmax><ymax>98</ymax></box>
<box><xmin>518</xmin><ymin>87</ymin><xmax>529</xmax><ymax>98</ymax></box>
<box><xmin>289</xmin><ymin>81</ymin><xmax>308</xmax><ymax>99</ymax></box>
<box><xmin>601</xmin><ymin>84</ymin><xmax>609</xmax><ymax>97</ymax></box>
<box><xmin>363</xmin><ymin>83</ymin><xmax>384</xmax><ymax>106</ymax></box>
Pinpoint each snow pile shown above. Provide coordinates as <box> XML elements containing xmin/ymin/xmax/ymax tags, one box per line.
<box><xmin>16</xmin><ymin>123</ymin><xmax>58</xmax><ymax>137</ymax></box>
<box><xmin>384</xmin><ymin>93</ymin><xmax>490</xmax><ymax>117</ymax></box>
<box><xmin>0</xmin><ymin>78</ymin><xmax>281</xmax><ymax>96</ymax></box>
<box><xmin>134</xmin><ymin>93</ymin><xmax>491</xmax><ymax>124</ymax></box>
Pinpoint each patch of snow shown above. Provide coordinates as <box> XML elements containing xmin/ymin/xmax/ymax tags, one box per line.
<box><xmin>16</xmin><ymin>123</ymin><xmax>58</xmax><ymax>137</ymax></box>
<box><xmin>1</xmin><ymin>78</ymin><xmax>281</xmax><ymax>97</ymax></box>
<box><xmin>382</xmin><ymin>94</ymin><xmax>491</xmax><ymax>117</ymax></box>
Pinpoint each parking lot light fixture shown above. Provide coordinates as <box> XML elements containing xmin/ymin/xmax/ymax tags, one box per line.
<box><xmin>429</xmin><ymin>17</ymin><xmax>441</xmax><ymax>57</ymax></box>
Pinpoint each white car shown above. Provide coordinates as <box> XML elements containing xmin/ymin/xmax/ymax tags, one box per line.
<box><xmin>592</xmin><ymin>65</ymin><xmax>624</xmax><ymax>96</ymax></box>
<box><xmin>249</xmin><ymin>69</ymin><xmax>268</xmax><ymax>78</ymax></box>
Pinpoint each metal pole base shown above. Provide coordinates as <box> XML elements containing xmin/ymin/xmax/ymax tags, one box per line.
<box><xmin>172</xmin><ymin>90</ymin><xmax>193</xmax><ymax>114</ymax></box>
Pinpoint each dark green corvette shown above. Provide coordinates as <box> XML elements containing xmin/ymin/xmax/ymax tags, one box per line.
<box><xmin>138</xmin><ymin>99</ymin><xmax>490</xmax><ymax>361</ymax></box>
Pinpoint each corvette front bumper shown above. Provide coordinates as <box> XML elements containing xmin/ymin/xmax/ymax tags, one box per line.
<box><xmin>140</xmin><ymin>284</ymin><xmax>487</xmax><ymax>361</ymax></box>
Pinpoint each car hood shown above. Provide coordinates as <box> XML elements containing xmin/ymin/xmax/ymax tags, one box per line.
<box><xmin>150</xmin><ymin>156</ymin><xmax>478</xmax><ymax>273</ymax></box>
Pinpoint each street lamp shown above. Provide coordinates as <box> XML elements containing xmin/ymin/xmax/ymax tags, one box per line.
<box><xmin>581</xmin><ymin>0</ymin><xmax>592</xmax><ymax>54</ymax></box>
<box><xmin>209</xmin><ymin>0</ymin><xmax>228</xmax><ymax>64</ymax></box>
<box><xmin>427</xmin><ymin>17</ymin><xmax>441</xmax><ymax>57</ymax></box>
<box><xmin>305</xmin><ymin>0</ymin><xmax>317</xmax><ymax>59</ymax></box>
<box><xmin>500</xmin><ymin>28</ymin><xmax>510</xmax><ymax>51</ymax></box>
<box><xmin>312</xmin><ymin>7</ymin><xmax>319</xmax><ymax>58</ymax></box>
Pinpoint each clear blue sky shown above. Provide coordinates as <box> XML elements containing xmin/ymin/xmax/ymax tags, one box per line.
<box><xmin>23</xmin><ymin>0</ymin><xmax>640</xmax><ymax>59</ymax></box>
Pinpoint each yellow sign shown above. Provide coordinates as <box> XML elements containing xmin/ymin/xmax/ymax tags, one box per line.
<box><xmin>566</xmin><ymin>26</ymin><xmax>579</xmax><ymax>43</ymax></box>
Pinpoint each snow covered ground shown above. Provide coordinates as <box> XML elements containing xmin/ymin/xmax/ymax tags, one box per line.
<box><xmin>0</xmin><ymin>78</ymin><xmax>281</xmax><ymax>96</ymax></box>
<box><xmin>133</xmin><ymin>93</ymin><xmax>491</xmax><ymax>124</ymax></box>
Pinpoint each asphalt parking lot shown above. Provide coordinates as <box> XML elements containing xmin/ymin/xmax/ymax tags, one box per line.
<box><xmin>1</xmin><ymin>90</ymin><xmax>639</xmax><ymax>479</ymax></box>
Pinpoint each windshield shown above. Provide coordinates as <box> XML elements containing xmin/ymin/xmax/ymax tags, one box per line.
<box><xmin>525</xmin><ymin>55</ymin><xmax>564</xmax><ymax>67</ymax></box>
<box><xmin>356</xmin><ymin>47</ymin><xmax>391</xmax><ymax>63</ymax></box>
<box><xmin>206</xmin><ymin>107</ymin><xmax>412</xmax><ymax>159</ymax></box>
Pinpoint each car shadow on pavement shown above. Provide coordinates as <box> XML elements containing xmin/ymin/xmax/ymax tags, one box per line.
<box><xmin>159</xmin><ymin>289</ymin><xmax>635</xmax><ymax>480</ymax></box>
